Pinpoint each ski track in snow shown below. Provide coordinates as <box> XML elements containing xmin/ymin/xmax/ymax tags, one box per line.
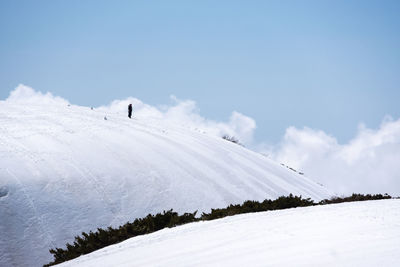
<box><xmin>58</xmin><ymin>199</ymin><xmax>400</xmax><ymax>267</ymax></box>
<box><xmin>0</xmin><ymin>101</ymin><xmax>332</xmax><ymax>267</ymax></box>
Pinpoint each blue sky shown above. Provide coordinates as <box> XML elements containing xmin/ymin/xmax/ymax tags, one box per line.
<box><xmin>1</xmin><ymin>0</ymin><xmax>399</xmax><ymax>144</ymax></box>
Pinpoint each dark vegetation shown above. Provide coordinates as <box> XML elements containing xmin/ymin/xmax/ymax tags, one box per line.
<box><xmin>280</xmin><ymin>163</ymin><xmax>304</xmax><ymax>175</ymax></box>
<box><xmin>222</xmin><ymin>135</ymin><xmax>243</xmax><ymax>146</ymax></box>
<box><xmin>320</xmin><ymin>193</ymin><xmax>391</xmax><ymax>204</ymax></box>
<box><xmin>44</xmin><ymin>193</ymin><xmax>392</xmax><ymax>266</ymax></box>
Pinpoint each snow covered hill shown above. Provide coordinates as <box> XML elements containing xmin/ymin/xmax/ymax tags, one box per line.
<box><xmin>58</xmin><ymin>199</ymin><xmax>400</xmax><ymax>267</ymax></box>
<box><xmin>0</xmin><ymin>87</ymin><xmax>332</xmax><ymax>267</ymax></box>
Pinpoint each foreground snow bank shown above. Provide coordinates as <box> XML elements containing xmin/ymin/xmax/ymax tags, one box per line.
<box><xmin>58</xmin><ymin>199</ymin><xmax>400</xmax><ymax>267</ymax></box>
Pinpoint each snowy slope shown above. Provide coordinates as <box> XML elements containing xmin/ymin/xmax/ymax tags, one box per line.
<box><xmin>0</xmin><ymin>95</ymin><xmax>331</xmax><ymax>267</ymax></box>
<box><xmin>59</xmin><ymin>200</ymin><xmax>400</xmax><ymax>267</ymax></box>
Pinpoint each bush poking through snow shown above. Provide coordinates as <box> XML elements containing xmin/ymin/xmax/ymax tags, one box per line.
<box><xmin>44</xmin><ymin>210</ymin><xmax>197</xmax><ymax>266</ymax></box>
<box><xmin>200</xmin><ymin>194</ymin><xmax>314</xmax><ymax>220</ymax></box>
<box><xmin>222</xmin><ymin>135</ymin><xmax>243</xmax><ymax>146</ymax></box>
<box><xmin>320</xmin><ymin>193</ymin><xmax>391</xmax><ymax>204</ymax></box>
<box><xmin>44</xmin><ymin>193</ymin><xmax>392</xmax><ymax>266</ymax></box>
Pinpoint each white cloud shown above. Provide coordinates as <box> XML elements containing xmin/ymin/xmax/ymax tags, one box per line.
<box><xmin>98</xmin><ymin>95</ymin><xmax>257</xmax><ymax>144</ymax></box>
<box><xmin>4</xmin><ymin>85</ymin><xmax>256</xmax><ymax>144</ymax></box>
<box><xmin>5</xmin><ymin>84</ymin><xmax>69</xmax><ymax>106</ymax></box>
<box><xmin>266</xmin><ymin>117</ymin><xmax>400</xmax><ymax>196</ymax></box>
<box><xmin>96</xmin><ymin>97</ymin><xmax>164</xmax><ymax>119</ymax></box>
<box><xmin>4</xmin><ymin>84</ymin><xmax>399</xmax><ymax>196</ymax></box>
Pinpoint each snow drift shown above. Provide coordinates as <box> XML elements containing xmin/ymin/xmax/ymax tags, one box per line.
<box><xmin>0</xmin><ymin>86</ymin><xmax>332</xmax><ymax>267</ymax></box>
<box><xmin>57</xmin><ymin>199</ymin><xmax>400</xmax><ymax>267</ymax></box>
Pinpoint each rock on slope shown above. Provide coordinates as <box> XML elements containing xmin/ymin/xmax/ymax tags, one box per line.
<box><xmin>0</xmin><ymin>95</ymin><xmax>332</xmax><ymax>267</ymax></box>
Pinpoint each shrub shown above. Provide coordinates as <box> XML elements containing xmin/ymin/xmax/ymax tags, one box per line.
<box><xmin>44</xmin><ymin>193</ymin><xmax>392</xmax><ymax>266</ymax></box>
<box><xmin>319</xmin><ymin>193</ymin><xmax>391</xmax><ymax>205</ymax></box>
<box><xmin>222</xmin><ymin>135</ymin><xmax>243</xmax><ymax>146</ymax></box>
<box><xmin>44</xmin><ymin>210</ymin><xmax>197</xmax><ymax>266</ymax></box>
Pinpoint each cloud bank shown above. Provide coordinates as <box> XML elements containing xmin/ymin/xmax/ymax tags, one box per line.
<box><xmin>4</xmin><ymin>85</ymin><xmax>256</xmax><ymax>144</ymax></box>
<box><xmin>267</xmin><ymin>118</ymin><xmax>400</xmax><ymax>196</ymax></box>
<box><xmin>97</xmin><ymin>95</ymin><xmax>257</xmax><ymax>144</ymax></box>
<box><xmin>5</xmin><ymin>84</ymin><xmax>69</xmax><ymax>106</ymax></box>
<box><xmin>3</xmin><ymin>85</ymin><xmax>400</xmax><ymax>196</ymax></box>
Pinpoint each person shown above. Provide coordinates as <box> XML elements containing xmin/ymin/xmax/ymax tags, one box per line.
<box><xmin>128</xmin><ymin>104</ymin><xmax>133</xmax><ymax>118</ymax></box>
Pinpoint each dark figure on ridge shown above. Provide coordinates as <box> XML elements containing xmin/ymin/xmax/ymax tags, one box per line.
<box><xmin>128</xmin><ymin>104</ymin><xmax>133</xmax><ymax>118</ymax></box>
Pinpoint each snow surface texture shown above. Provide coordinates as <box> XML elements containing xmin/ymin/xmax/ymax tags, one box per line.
<box><xmin>0</xmin><ymin>91</ymin><xmax>331</xmax><ymax>267</ymax></box>
<box><xmin>59</xmin><ymin>200</ymin><xmax>400</xmax><ymax>267</ymax></box>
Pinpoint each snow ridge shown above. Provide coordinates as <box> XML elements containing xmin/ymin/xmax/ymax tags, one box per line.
<box><xmin>0</xmin><ymin>98</ymin><xmax>332</xmax><ymax>267</ymax></box>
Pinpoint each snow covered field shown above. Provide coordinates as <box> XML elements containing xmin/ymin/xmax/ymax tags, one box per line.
<box><xmin>0</xmin><ymin>89</ymin><xmax>332</xmax><ymax>267</ymax></box>
<box><xmin>58</xmin><ymin>199</ymin><xmax>400</xmax><ymax>267</ymax></box>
